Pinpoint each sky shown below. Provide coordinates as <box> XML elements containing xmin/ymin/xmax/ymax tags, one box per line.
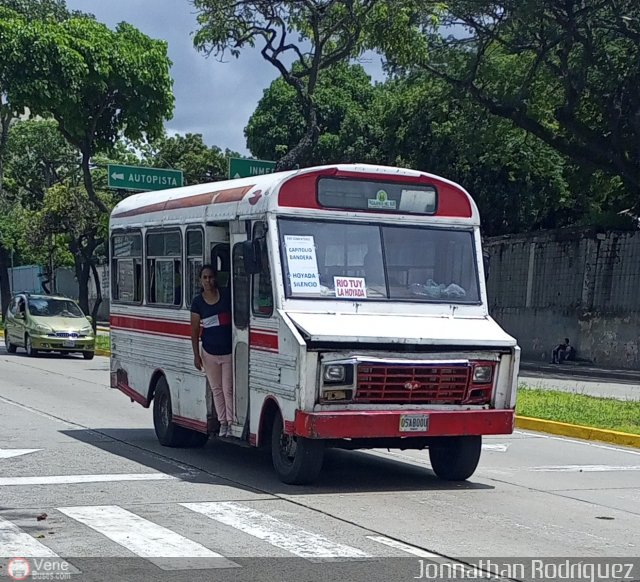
<box><xmin>64</xmin><ymin>0</ymin><xmax>384</xmax><ymax>157</ymax></box>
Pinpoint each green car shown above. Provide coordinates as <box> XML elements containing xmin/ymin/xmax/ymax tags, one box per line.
<box><xmin>4</xmin><ymin>293</ymin><xmax>96</xmax><ymax>359</ymax></box>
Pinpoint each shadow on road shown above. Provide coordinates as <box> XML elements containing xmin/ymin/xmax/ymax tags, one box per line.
<box><xmin>60</xmin><ymin>427</ymin><xmax>494</xmax><ymax>496</ymax></box>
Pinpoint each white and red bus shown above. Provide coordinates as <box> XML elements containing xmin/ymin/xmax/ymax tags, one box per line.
<box><xmin>109</xmin><ymin>163</ymin><xmax>520</xmax><ymax>484</ymax></box>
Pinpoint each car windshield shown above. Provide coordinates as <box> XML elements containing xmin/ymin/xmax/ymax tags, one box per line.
<box><xmin>279</xmin><ymin>218</ymin><xmax>480</xmax><ymax>303</ymax></box>
<box><xmin>27</xmin><ymin>298</ymin><xmax>85</xmax><ymax>318</ymax></box>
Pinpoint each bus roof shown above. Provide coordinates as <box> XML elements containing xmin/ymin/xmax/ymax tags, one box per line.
<box><xmin>111</xmin><ymin>163</ymin><xmax>479</xmax><ymax>224</ymax></box>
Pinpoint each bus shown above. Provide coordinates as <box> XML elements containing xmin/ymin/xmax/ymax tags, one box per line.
<box><xmin>109</xmin><ymin>163</ymin><xmax>520</xmax><ymax>484</ymax></box>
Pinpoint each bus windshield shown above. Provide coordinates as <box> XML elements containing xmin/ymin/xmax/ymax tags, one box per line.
<box><xmin>278</xmin><ymin>218</ymin><xmax>480</xmax><ymax>303</ymax></box>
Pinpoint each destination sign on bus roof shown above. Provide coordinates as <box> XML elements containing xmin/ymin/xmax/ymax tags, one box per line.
<box><xmin>317</xmin><ymin>178</ymin><xmax>437</xmax><ymax>214</ymax></box>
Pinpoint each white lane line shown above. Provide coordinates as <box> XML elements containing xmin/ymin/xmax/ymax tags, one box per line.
<box><xmin>0</xmin><ymin>449</ymin><xmax>41</xmax><ymax>459</ymax></box>
<box><xmin>0</xmin><ymin>516</ymin><xmax>59</xmax><ymax>558</ymax></box>
<box><xmin>57</xmin><ymin>506</ymin><xmax>238</xmax><ymax>571</ymax></box>
<box><xmin>0</xmin><ymin>473</ymin><xmax>179</xmax><ymax>486</ymax></box>
<box><xmin>531</xmin><ymin>464</ymin><xmax>640</xmax><ymax>472</ymax></box>
<box><xmin>182</xmin><ymin>502</ymin><xmax>370</xmax><ymax>561</ymax></box>
<box><xmin>514</xmin><ymin>430</ymin><xmax>640</xmax><ymax>456</ymax></box>
<box><xmin>482</xmin><ymin>444</ymin><xmax>510</xmax><ymax>452</ymax></box>
<box><xmin>366</xmin><ymin>535</ymin><xmax>440</xmax><ymax>557</ymax></box>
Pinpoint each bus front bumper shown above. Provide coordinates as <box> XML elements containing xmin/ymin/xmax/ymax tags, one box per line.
<box><xmin>293</xmin><ymin>409</ymin><xmax>515</xmax><ymax>439</ymax></box>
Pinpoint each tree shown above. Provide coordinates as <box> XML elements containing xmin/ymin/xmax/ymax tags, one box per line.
<box><xmin>143</xmin><ymin>133</ymin><xmax>239</xmax><ymax>185</ymax></box>
<box><xmin>391</xmin><ymin>1</ymin><xmax>640</xmax><ymax>213</ymax></box>
<box><xmin>246</xmin><ymin>63</ymin><xmax>378</xmax><ymax>165</ymax></box>
<box><xmin>3</xmin><ymin>10</ymin><xmax>174</xmax><ymax>321</ymax></box>
<box><xmin>192</xmin><ymin>0</ymin><xmax>428</xmax><ymax>170</ymax></box>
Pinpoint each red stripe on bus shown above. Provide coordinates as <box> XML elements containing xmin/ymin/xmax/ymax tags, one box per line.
<box><xmin>116</xmin><ymin>381</ymin><xmax>149</xmax><ymax>408</ymax></box>
<box><xmin>112</xmin><ymin>185</ymin><xmax>254</xmax><ymax>218</ymax></box>
<box><xmin>249</xmin><ymin>329</ymin><xmax>279</xmax><ymax>351</ymax></box>
<box><xmin>111</xmin><ymin>314</ymin><xmax>191</xmax><ymax>338</ymax></box>
<box><xmin>173</xmin><ymin>415</ymin><xmax>208</xmax><ymax>434</ymax></box>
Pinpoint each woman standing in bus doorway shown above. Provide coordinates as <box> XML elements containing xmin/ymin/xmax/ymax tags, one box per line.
<box><xmin>190</xmin><ymin>265</ymin><xmax>234</xmax><ymax>437</ymax></box>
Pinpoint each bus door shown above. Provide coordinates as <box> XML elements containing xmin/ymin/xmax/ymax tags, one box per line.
<box><xmin>229</xmin><ymin>221</ymin><xmax>251</xmax><ymax>432</ymax></box>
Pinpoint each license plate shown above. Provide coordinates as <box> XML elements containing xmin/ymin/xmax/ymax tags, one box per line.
<box><xmin>63</xmin><ymin>340</ymin><xmax>75</xmax><ymax>348</ymax></box>
<box><xmin>399</xmin><ymin>414</ymin><xmax>429</xmax><ymax>432</ymax></box>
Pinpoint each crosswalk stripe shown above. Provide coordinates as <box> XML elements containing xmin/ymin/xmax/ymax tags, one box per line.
<box><xmin>0</xmin><ymin>517</ymin><xmax>60</xmax><ymax>558</ymax></box>
<box><xmin>0</xmin><ymin>473</ymin><xmax>178</xmax><ymax>486</ymax></box>
<box><xmin>182</xmin><ymin>501</ymin><xmax>370</xmax><ymax>561</ymax></box>
<box><xmin>366</xmin><ymin>535</ymin><xmax>441</xmax><ymax>557</ymax></box>
<box><xmin>57</xmin><ymin>505</ymin><xmax>239</xmax><ymax>571</ymax></box>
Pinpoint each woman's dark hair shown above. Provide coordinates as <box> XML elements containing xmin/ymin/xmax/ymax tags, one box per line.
<box><xmin>199</xmin><ymin>264</ymin><xmax>216</xmax><ymax>278</ymax></box>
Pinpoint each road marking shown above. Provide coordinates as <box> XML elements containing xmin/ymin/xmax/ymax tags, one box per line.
<box><xmin>0</xmin><ymin>517</ymin><xmax>58</xmax><ymax>558</ymax></box>
<box><xmin>182</xmin><ymin>502</ymin><xmax>370</xmax><ymax>561</ymax></box>
<box><xmin>0</xmin><ymin>473</ymin><xmax>179</xmax><ymax>486</ymax></box>
<box><xmin>57</xmin><ymin>505</ymin><xmax>238</xmax><ymax>570</ymax></box>
<box><xmin>482</xmin><ymin>444</ymin><xmax>510</xmax><ymax>452</ymax></box>
<box><xmin>0</xmin><ymin>448</ymin><xmax>41</xmax><ymax>459</ymax></box>
<box><xmin>366</xmin><ymin>535</ymin><xmax>440</xmax><ymax>557</ymax></box>
<box><xmin>514</xmin><ymin>430</ymin><xmax>640</xmax><ymax>456</ymax></box>
<box><xmin>531</xmin><ymin>464</ymin><xmax>640</xmax><ymax>472</ymax></box>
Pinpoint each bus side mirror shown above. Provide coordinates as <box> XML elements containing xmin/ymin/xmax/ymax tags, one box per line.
<box><xmin>242</xmin><ymin>239</ymin><xmax>261</xmax><ymax>274</ymax></box>
<box><xmin>482</xmin><ymin>251</ymin><xmax>490</xmax><ymax>281</ymax></box>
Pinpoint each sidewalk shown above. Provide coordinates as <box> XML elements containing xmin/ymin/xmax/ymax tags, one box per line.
<box><xmin>519</xmin><ymin>360</ymin><xmax>640</xmax><ymax>401</ymax></box>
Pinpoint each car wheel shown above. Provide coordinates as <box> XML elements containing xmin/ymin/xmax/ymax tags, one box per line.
<box><xmin>4</xmin><ymin>330</ymin><xmax>16</xmax><ymax>353</ymax></box>
<box><xmin>83</xmin><ymin>351</ymin><xmax>95</xmax><ymax>360</ymax></box>
<box><xmin>25</xmin><ymin>335</ymin><xmax>39</xmax><ymax>357</ymax></box>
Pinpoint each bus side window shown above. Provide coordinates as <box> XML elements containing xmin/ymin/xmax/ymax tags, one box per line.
<box><xmin>111</xmin><ymin>231</ymin><xmax>142</xmax><ymax>304</ymax></box>
<box><xmin>232</xmin><ymin>242</ymin><xmax>250</xmax><ymax>329</ymax></box>
<box><xmin>252</xmin><ymin>222</ymin><xmax>273</xmax><ymax>317</ymax></box>
<box><xmin>211</xmin><ymin>243</ymin><xmax>231</xmax><ymax>289</ymax></box>
<box><xmin>146</xmin><ymin>231</ymin><xmax>182</xmax><ymax>307</ymax></box>
<box><xmin>186</xmin><ymin>229</ymin><xmax>204</xmax><ymax>302</ymax></box>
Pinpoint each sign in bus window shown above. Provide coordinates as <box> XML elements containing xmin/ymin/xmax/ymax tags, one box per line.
<box><xmin>284</xmin><ymin>235</ymin><xmax>321</xmax><ymax>294</ymax></box>
<box><xmin>318</xmin><ymin>178</ymin><xmax>437</xmax><ymax>214</ymax></box>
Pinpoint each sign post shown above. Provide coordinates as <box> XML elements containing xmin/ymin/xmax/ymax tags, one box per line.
<box><xmin>228</xmin><ymin>157</ymin><xmax>276</xmax><ymax>179</ymax></box>
<box><xmin>107</xmin><ymin>164</ymin><xmax>183</xmax><ymax>192</ymax></box>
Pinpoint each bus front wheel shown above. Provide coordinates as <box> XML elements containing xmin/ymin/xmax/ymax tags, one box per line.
<box><xmin>428</xmin><ymin>435</ymin><xmax>482</xmax><ymax>481</ymax></box>
<box><xmin>271</xmin><ymin>414</ymin><xmax>324</xmax><ymax>485</ymax></box>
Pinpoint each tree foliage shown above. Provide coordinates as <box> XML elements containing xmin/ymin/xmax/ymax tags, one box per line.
<box><xmin>389</xmin><ymin>0</ymin><xmax>640</xmax><ymax>213</ymax></box>
<box><xmin>246</xmin><ymin>63</ymin><xmax>377</xmax><ymax>165</ymax></box>
<box><xmin>192</xmin><ymin>0</ymin><xmax>430</xmax><ymax>169</ymax></box>
<box><xmin>143</xmin><ymin>133</ymin><xmax>239</xmax><ymax>185</ymax></box>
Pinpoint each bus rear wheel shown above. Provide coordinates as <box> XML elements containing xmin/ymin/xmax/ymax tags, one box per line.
<box><xmin>153</xmin><ymin>377</ymin><xmax>208</xmax><ymax>448</ymax></box>
<box><xmin>271</xmin><ymin>414</ymin><xmax>324</xmax><ymax>485</ymax></box>
<box><xmin>428</xmin><ymin>435</ymin><xmax>482</xmax><ymax>481</ymax></box>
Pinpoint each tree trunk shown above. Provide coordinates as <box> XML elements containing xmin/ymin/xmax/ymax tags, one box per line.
<box><xmin>276</xmin><ymin>105</ymin><xmax>319</xmax><ymax>171</ymax></box>
<box><xmin>89</xmin><ymin>262</ymin><xmax>102</xmax><ymax>332</ymax></box>
<box><xmin>0</xmin><ymin>246</ymin><xmax>12</xmax><ymax>317</ymax></box>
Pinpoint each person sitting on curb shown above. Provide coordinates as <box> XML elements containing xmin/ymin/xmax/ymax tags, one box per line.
<box><xmin>551</xmin><ymin>337</ymin><xmax>576</xmax><ymax>364</ymax></box>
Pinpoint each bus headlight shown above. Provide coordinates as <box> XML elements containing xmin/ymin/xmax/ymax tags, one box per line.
<box><xmin>323</xmin><ymin>364</ymin><xmax>346</xmax><ymax>383</ymax></box>
<box><xmin>472</xmin><ymin>365</ymin><xmax>493</xmax><ymax>383</ymax></box>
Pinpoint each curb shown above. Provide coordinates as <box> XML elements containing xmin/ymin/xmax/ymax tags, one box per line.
<box><xmin>515</xmin><ymin>415</ymin><xmax>640</xmax><ymax>448</ymax></box>
<box><xmin>89</xmin><ymin>348</ymin><xmax>640</xmax><ymax>449</ymax></box>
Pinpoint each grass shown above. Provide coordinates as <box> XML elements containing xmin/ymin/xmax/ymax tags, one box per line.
<box><xmin>95</xmin><ymin>334</ymin><xmax>110</xmax><ymax>352</ymax></box>
<box><xmin>516</xmin><ymin>386</ymin><xmax>640</xmax><ymax>435</ymax></box>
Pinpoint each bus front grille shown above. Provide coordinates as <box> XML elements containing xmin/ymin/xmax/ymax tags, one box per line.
<box><xmin>355</xmin><ymin>364</ymin><xmax>469</xmax><ymax>404</ymax></box>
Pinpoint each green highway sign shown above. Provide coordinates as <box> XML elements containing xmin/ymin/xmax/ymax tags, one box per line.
<box><xmin>107</xmin><ymin>164</ymin><xmax>183</xmax><ymax>192</ymax></box>
<box><xmin>228</xmin><ymin>157</ymin><xmax>276</xmax><ymax>179</ymax></box>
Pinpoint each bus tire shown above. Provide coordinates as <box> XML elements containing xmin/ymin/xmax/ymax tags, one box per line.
<box><xmin>428</xmin><ymin>435</ymin><xmax>482</xmax><ymax>481</ymax></box>
<box><xmin>271</xmin><ymin>414</ymin><xmax>324</xmax><ymax>485</ymax></box>
<box><xmin>153</xmin><ymin>377</ymin><xmax>192</xmax><ymax>447</ymax></box>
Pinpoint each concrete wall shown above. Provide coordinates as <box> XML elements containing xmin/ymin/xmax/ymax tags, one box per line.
<box><xmin>486</xmin><ymin>228</ymin><xmax>640</xmax><ymax>369</ymax></box>
<box><xmin>55</xmin><ymin>265</ymin><xmax>110</xmax><ymax>322</ymax></box>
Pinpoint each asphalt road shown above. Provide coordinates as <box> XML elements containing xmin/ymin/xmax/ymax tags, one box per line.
<box><xmin>1</xmin><ymin>350</ymin><xmax>639</xmax><ymax>581</ymax></box>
